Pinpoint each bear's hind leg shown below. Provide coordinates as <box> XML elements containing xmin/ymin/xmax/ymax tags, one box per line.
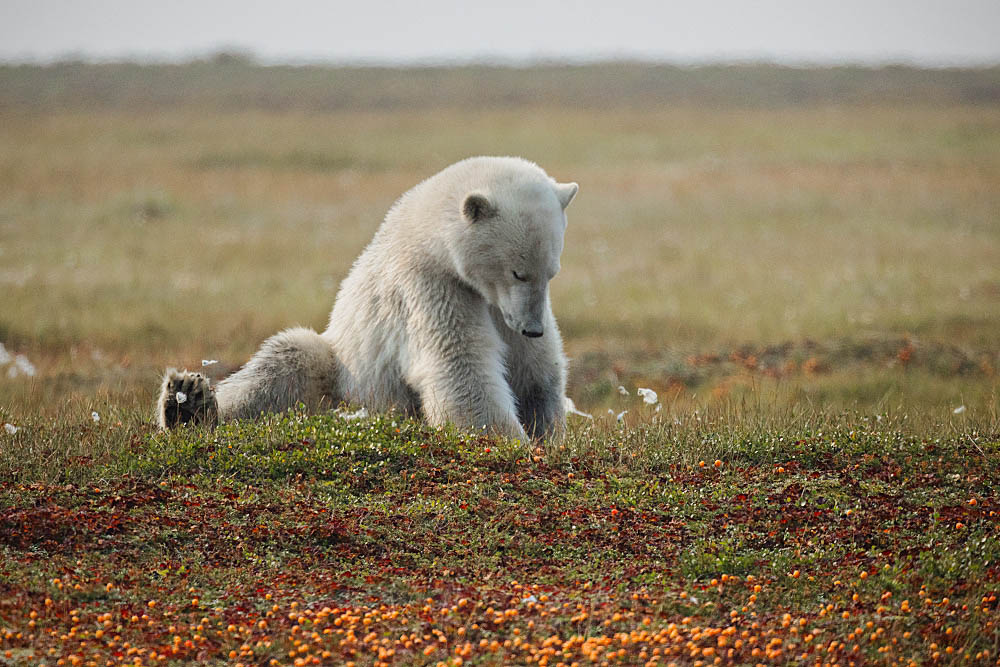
<box><xmin>214</xmin><ymin>327</ymin><xmax>341</xmax><ymax>422</ymax></box>
<box><xmin>158</xmin><ymin>327</ymin><xmax>342</xmax><ymax>428</ymax></box>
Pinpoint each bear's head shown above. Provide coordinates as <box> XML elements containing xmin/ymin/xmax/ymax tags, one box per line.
<box><xmin>453</xmin><ymin>169</ymin><xmax>577</xmax><ymax>338</ymax></box>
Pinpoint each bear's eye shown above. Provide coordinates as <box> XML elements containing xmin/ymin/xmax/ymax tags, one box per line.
<box><xmin>512</xmin><ymin>270</ymin><xmax>528</xmax><ymax>282</ymax></box>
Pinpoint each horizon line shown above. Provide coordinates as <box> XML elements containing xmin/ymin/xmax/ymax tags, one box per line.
<box><xmin>2</xmin><ymin>49</ymin><xmax>999</xmax><ymax>71</ymax></box>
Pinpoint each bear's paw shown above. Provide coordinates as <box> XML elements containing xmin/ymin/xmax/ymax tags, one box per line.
<box><xmin>158</xmin><ymin>369</ymin><xmax>219</xmax><ymax>429</ymax></box>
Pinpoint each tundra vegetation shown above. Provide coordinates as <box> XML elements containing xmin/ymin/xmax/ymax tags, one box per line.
<box><xmin>1</xmin><ymin>61</ymin><xmax>998</xmax><ymax>666</ymax></box>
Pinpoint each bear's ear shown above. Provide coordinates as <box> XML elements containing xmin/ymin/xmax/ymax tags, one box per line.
<box><xmin>462</xmin><ymin>192</ymin><xmax>497</xmax><ymax>223</ymax></box>
<box><xmin>555</xmin><ymin>182</ymin><xmax>578</xmax><ymax>210</ymax></box>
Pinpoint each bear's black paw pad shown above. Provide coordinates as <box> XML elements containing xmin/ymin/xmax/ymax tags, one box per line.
<box><xmin>158</xmin><ymin>369</ymin><xmax>219</xmax><ymax>429</ymax></box>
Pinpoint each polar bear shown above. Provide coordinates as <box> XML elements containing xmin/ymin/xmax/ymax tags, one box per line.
<box><xmin>158</xmin><ymin>156</ymin><xmax>578</xmax><ymax>441</ymax></box>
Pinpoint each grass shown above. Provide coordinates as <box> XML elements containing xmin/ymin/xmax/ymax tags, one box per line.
<box><xmin>1</xmin><ymin>62</ymin><xmax>999</xmax><ymax>665</ymax></box>
<box><xmin>1</xmin><ymin>104</ymin><xmax>998</xmax><ymax>419</ymax></box>
<box><xmin>1</xmin><ymin>408</ymin><xmax>998</xmax><ymax>665</ymax></box>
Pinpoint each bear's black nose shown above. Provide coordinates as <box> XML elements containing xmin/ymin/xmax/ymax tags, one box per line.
<box><xmin>522</xmin><ymin>329</ymin><xmax>543</xmax><ymax>338</ymax></box>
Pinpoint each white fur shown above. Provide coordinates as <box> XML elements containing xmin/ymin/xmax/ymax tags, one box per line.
<box><xmin>159</xmin><ymin>157</ymin><xmax>577</xmax><ymax>440</ymax></box>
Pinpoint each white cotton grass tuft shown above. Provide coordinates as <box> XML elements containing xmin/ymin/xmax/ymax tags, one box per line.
<box><xmin>4</xmin><ymin>423</ymin><xmax>18</xmax><ymax>435</ymax></box>
<box><xmin>201</xmin><ymin>359</ymin><xmax>218</xmax><ymax>367</ymax></box>
<box><xmin>91</xmin><ymin>411</ymin><xmax>101</xmax><ymax>423</ymax></box>
<box><xmin>616</xmin><ymin>409</ymin><xmax>628</xmax><ymax>423</ymax></box>
<box><xmin>335</xmin><ymin>406</ymin><xmax>368</xmax><ymax>420</ymax></box>
<box><xmin>564</xmin><ymin>396</ymin><xmax>593</xmax><ymax>420</ymax></box>
<box><xmin>617</xmin><ymin>385</ymin><xmax>629</xmax><ymax>396</ymax></box>
<box><xmin>4</xmin><ymin>353</ymin><xmax>37</xmax><ymax>378</ymax></box>
<box><xmin>175</xmin><ymin>391</ymin><xmax>188</xmax><ymax>404</ymax></box>
<box><xmin>15</xmin><ymin>354</ymin><xmax>36</xmax><ymax>377</ymax></box>
<box><xmin>953</xmin><ymin>405</ymin><xmax>967</xmax><ymax>415</ymax></box>
<box><xmin>637</xmin><ymin>387</ymin><xmax>658</xmax><ymax>405</ymax></box>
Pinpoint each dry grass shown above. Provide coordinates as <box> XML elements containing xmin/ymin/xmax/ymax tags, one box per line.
<box><xmin>0</xmin><ymin>72</ymin><xmax>998</xmax><ymax>424</ymax></box>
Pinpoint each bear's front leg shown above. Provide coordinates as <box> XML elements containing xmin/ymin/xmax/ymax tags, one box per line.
<box><xmin>405</xmin><ymin>310</ymin><xmax>527</xmax><ymax>442</ymax></box>
<box><xmin>410</xmin><ymin>359</ymin><xmax>528</xmax><ymax>442</ymax></box>
<box><xmin>494</xmin><ymin>307</ymin><xmax>567</xmax><ymax>440</ymax></box>
<box><xmin>515</xmin><ymin>377</ymin><xmax>566</xmax><ymax>440</ymax></box>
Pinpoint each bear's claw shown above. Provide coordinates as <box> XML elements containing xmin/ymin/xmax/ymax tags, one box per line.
<box><xmin>158</xmin><ymin>369</ymin><xmax>219</xmax><ymax>429</ymax></box>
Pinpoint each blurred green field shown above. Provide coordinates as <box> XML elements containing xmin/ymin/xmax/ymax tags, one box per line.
<box><xmin>0</xmin><ymin>62</ymin><xmax>999</xmax><ymax>424</ymax></box>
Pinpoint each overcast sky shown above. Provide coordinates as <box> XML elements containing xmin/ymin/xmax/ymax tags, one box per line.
<box><xmin>2</xmin><ymin>0</ymin><xmax>999</xmax><ymax>66</ymax></box>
